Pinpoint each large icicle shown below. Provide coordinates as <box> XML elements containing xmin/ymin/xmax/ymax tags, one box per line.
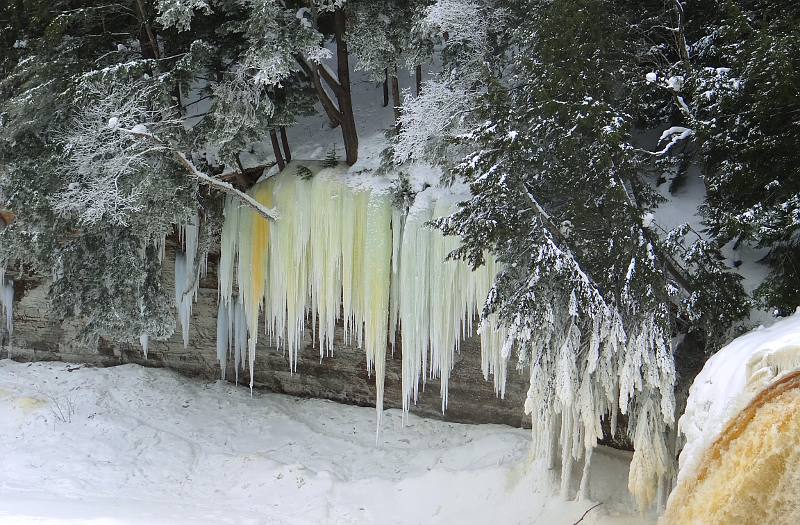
<box><xmin>216</xmin><ymin>301</ymin><xmax>230</xmax><ymax>380</ymax></box>
<box><xmin>362</xmin><ymin>192</ymin><xmax>393</xmax><ymax>434</ymax></box>
<box><xmin>1</xmin><ymin>275</ymin><xmax>13</xmax><ymax>337</ymax></box>
<box><xmin>218</xmin><ymin>195</ymin><xmax>240</xmax><ymax>305</ymax></box>
<box><xmin>399</xmin><ymin>193</ymin><xmax>433</xmax><ymax>417</ymax></box>
<box><xmin>175</xmin><ymin>214</ymin><xmax>200</xmax><ymax>348</ymax></box>
<box><xmin>310</xmin><ymin>175</ymin><xmax>343</xmax><ymax>359</ymax></box>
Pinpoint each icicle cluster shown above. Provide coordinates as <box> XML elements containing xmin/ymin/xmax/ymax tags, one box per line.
<box><xmin>398</xmin><ymin>190</ymin><xmax>508</xmax><ymax>416</ymax></box>
<box><xmin>216</xmin><ymin>163</ymin><xmax>508</xmax><ymax>430</ymax></box>
<box><xmin>217</xmin><ymin>162</ymin><xmax>394</xmax><ymax>416</ymax></box>
<box><xmin>173</xmin><ymin>214</ymin><xmax>203</xmax><ymax>350</ymax></box>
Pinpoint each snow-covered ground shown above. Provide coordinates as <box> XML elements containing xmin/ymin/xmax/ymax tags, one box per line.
<box><xmin>0</xmin><ymin>360</ymin><xmax>647</xmax><ymax>525</ymax></box>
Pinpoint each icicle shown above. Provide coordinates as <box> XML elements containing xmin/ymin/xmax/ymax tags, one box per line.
<box><xmin>175</xmin><ymin>214</ymin><xmax>200</xmax><ymax>348</ymax></box>
<box><xmin>139</xmin><ymin>334</ymin><xmax>149</xmax><ymax>359</ymax></box>
<box><xmin>1</xmin><ymin>277</ymin><xmax>13</xmax><ymax>337</ymax></box>
<box><xmin>362</xmin><ymin>191</ymin><xmax>392</xmax><ymax>436</ymax></box>
<box><xmin>233</xmin><ymin>300</ymin><xmax>247</xmax><ymax>385</ymax></box>
<box><xmin>218</xmin><ymin>195</ymin><xmax>239</xmax><ymax>305</ymax></box>
<box><xmin>310</xmin><ymin>172</ymin><xmax>343</xmax><ymax>359</ymax></box>
<box><xmin>388</xmin><ymin>208</ymin><xmax>404</xmax><ymax>357</ymax></box>
<box><xmin>216</xmin><ymin>301</ymin><xmax>229</xmax><ymax>380</ymax></box>
<box><xmin>578</xmin><ymin>438</ymin><xmax>593</xmax><ymax>500</ymax></box>
<box><xmin>245</xmin><ymin>183</ymin><xmax>271</xmax><ymax>392</ymax></box>
<box><xmin>267</xmin><ymin>172</ymin><xmax>310</xmax><ymax>371</ymax></box>
<box><xmin>174</xmin><ymin>252</ymin><xmax>191</xmax><ymax>348</ymax></box>
<box><xmin>399</xmin><ymin>194</ymin><xmax>433</xmax><ymax>417</ymax></box>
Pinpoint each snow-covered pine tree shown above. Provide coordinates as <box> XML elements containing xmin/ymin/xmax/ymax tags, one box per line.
<box><xmin>0</xmin><ymin>1</ymin><xmax>198</xmax><ymax>344</ymax></box>
<box><xmin>644</xmin><ymin>0</ymin><xmax>799</xmax><ymax>315</ymax></box>
<box><xmin>399</xmin><ymin>0</ymin><xmax>749</xmax><ymax>506</ymax></box>
<box><xmin>344</xmin><ymin>0</ymin><xmax>433</xmax><ymax>129</ymax></box>
<box><xmin>0</xmin><ymin>0</ymin><xmax>300</xmax><ymax>345</ymax></box>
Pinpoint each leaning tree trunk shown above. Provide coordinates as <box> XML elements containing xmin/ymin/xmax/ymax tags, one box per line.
<box><xmin>280</xmin><ymin>127</ymin><xmax>292</xmax><ymax>163</ymax></box>
<box><xmin>383</xmin><ymin>68</ymin><xmax>390</xmax><ymax>107</ymax></box>
<box><xmin>333</xmin><ymin>10</ymin><xmax>358</xmax><ymax>165</ymax></box>
<box><xmin>390</xmin><ymin>68</ymin><xmax>402</xmax><ymax>134</ymax></box>
<box><xmin>295</xmin><ymin>7</ymin><xmax>359</xmax><ymax>165</ymax></box>
<box><xmin>270</xmin><ymin>129</ymin><xmax>286</xmax><ymax>171</ymax></box>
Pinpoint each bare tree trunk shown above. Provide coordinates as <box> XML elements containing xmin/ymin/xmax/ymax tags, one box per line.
<box><xmin>672</xmin><ymin>0</ymin><xmax>690</xmax><ymax>67</ymax></box>
<box><xmin>135</xmin><ymin>0</ymin><xmax>160</xmax><ymax>59</ymax></box>
<box><xmin>234</xmin><ymin>155</ymin><xmax>252</xmax><ymax>188</ymax></box>
<box><xmin>383</xmin><ymin>68</ymin><xmax>389</xmax><ymax>107</ymax></box>
<box><xmin>415</xmin><ymin>65</ymin><xmax>422</xmax><ymax>97</ymax></box>
<box><xmin>270</xmin><ymin>129</ymin><xmax>286</xmax><ymax>171</ymax></box>
<box><xmin>334</xmin><ymin>9</ymin><xmax>358</xmax><ymax>165</ymax></box>
<box><xmin>280</xmin><ymin>126</ymin><xmax>292</xmax><ymax>163</ymax></box>
<box><xmin>391</xmin><ymin>68</ymin><xmax>402</xmax><ymax>133</ymax></box>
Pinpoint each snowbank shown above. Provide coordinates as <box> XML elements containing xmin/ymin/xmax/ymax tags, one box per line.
<box><xmin>0</xmin><ymin>360</ymin><xmax>646</xmax><ymax>524</ymax></box>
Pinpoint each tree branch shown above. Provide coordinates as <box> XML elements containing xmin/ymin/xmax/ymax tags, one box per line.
<box><xmin>573</xmin><ymin>503</ymin><xmax>602</xmax><ymax>525</ymax></box>
<box><xmin>119</xmin><ymin>128</ymin><xmax>279</xmax><ymax>221</ymax></box>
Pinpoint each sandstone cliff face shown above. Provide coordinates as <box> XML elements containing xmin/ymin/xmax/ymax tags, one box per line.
<box><xmin>1</xmin><ymin>255</ymin><xmax>530</xmax><ymax>429</ymax></box>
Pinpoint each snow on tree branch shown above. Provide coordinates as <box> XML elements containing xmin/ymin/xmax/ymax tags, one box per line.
<box><xmin>54</xmin><ymin>80</ymin><xmax>278</xmax><ymax>226</ymax></box>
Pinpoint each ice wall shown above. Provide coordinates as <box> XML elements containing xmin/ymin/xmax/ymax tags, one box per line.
<box><xmin>216</xmin><ymin>162</ymin><xmax>508</xmax><ymax>425</ymax></box>
<box><xmin>662</xmin><ymin>311</ymin><xmax>800</xmax><ymax>524</ymax></box>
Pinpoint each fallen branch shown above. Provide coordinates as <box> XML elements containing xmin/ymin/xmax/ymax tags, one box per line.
<box><xmin>573</xmin><ymin>503</ymin><xmax>602</xmax><ymax>525</ymax></box>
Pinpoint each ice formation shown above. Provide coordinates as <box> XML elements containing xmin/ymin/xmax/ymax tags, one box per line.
<box><xmin>674</xmin><ymin>311</ymin><xmax>800</xmax><ymax>486</ymax></box>
<box><xmin>175</xmin><ymin>214</ymin><xmax>202</xmax><ymax>349</ymax></box>
<box><xmin>0</xmin><ymin>269</ymin><xmax>13</xmax><ymax>337</ymax></box>
<box><xmin>139</xmin><ymin>334</ymin><xmax>149</xmax><ymax>359</ymax></box>
<box><xmin>216</xmin><ymin>162</ymin><xmax>508</xmax><ymax>426</ymax></box>
<box><xmin>398</xmin><ymin>189</ymin><xmax>507</xmax><ymax>416</ymax></box>
<box><xmin>662</xmin><ymin>312</ymin><xmax>800</xmax><ymax>524</ymax></box>
<box><xmin>213</xmin><ymin>161</ymin><xmax>674</xmax><ymax>508</ymax></box>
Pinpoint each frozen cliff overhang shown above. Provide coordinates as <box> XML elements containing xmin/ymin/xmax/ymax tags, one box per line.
<box><xmin>212</xmin><ymin>161</ymin><xmax>509</xmax><ymax>435</ymax></box>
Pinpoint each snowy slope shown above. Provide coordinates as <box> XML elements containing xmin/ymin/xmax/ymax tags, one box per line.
<box><xmin>0</xmin><ymin>360</ymin><xmax>647</xmax><ymax>525</ymax></box>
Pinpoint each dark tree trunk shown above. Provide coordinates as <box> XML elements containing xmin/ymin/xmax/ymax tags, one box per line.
<box><xmin>280</xmin><ymin>127</ymin><xmax>292</xmax><ymax>163</ymax></box>
<box><xmin>391</xmin><ymin>69</ymin><xmax>402</xmax><ymax>133</ymax></box>
<box><xmin>333</xmin><ymin>9</ymin><xmax>358</xmax><ymax>165</ymax></box>
<box><xmin>294</xmin><ymin>8</ymin><xmax>358</xmax><ymax>165</ymax></box>
<box><xmin>415</xmin><ymin>65</ymin><xmax>422</xmax><ymax>97</ymax></box>
<box><xmin>383</xmin><ymin>68</ymin><xmax>389</xmax><ymax>107</ymax></box>
<box><xmin>270</xmin><ymin>129</ymin><xmax>286</xmax><ymax>171</ymax></box>
<box><xmin>135</xmin><ymin>0</ymin><xmax>160</xmax><ymax>59</ymax></box>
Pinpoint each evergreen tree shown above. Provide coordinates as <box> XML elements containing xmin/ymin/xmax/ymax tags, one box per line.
<box><xmin>400</xmin><ymin>0</ymin><xmax>749</xmax><ymax>505</ymax></box>
<box><xmin>0</xmin><ymin>0</ymin><xmax>302</xmax><ymax>344</ymax></box>
<box><xmin>641</xmin><ymin>0</ymin><xmax>799</xmax><ymax>314</ymax></box>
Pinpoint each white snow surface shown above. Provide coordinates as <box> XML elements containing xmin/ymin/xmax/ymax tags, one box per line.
<box><xmin>0</xmin><ymin>360</ymin><xmax>647</xmax><ymax>525</ymax></box>
<box><xmin>676</xmin><ymin>310</ymin><xmax>800</xmax><ymax>485</ymax></box>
